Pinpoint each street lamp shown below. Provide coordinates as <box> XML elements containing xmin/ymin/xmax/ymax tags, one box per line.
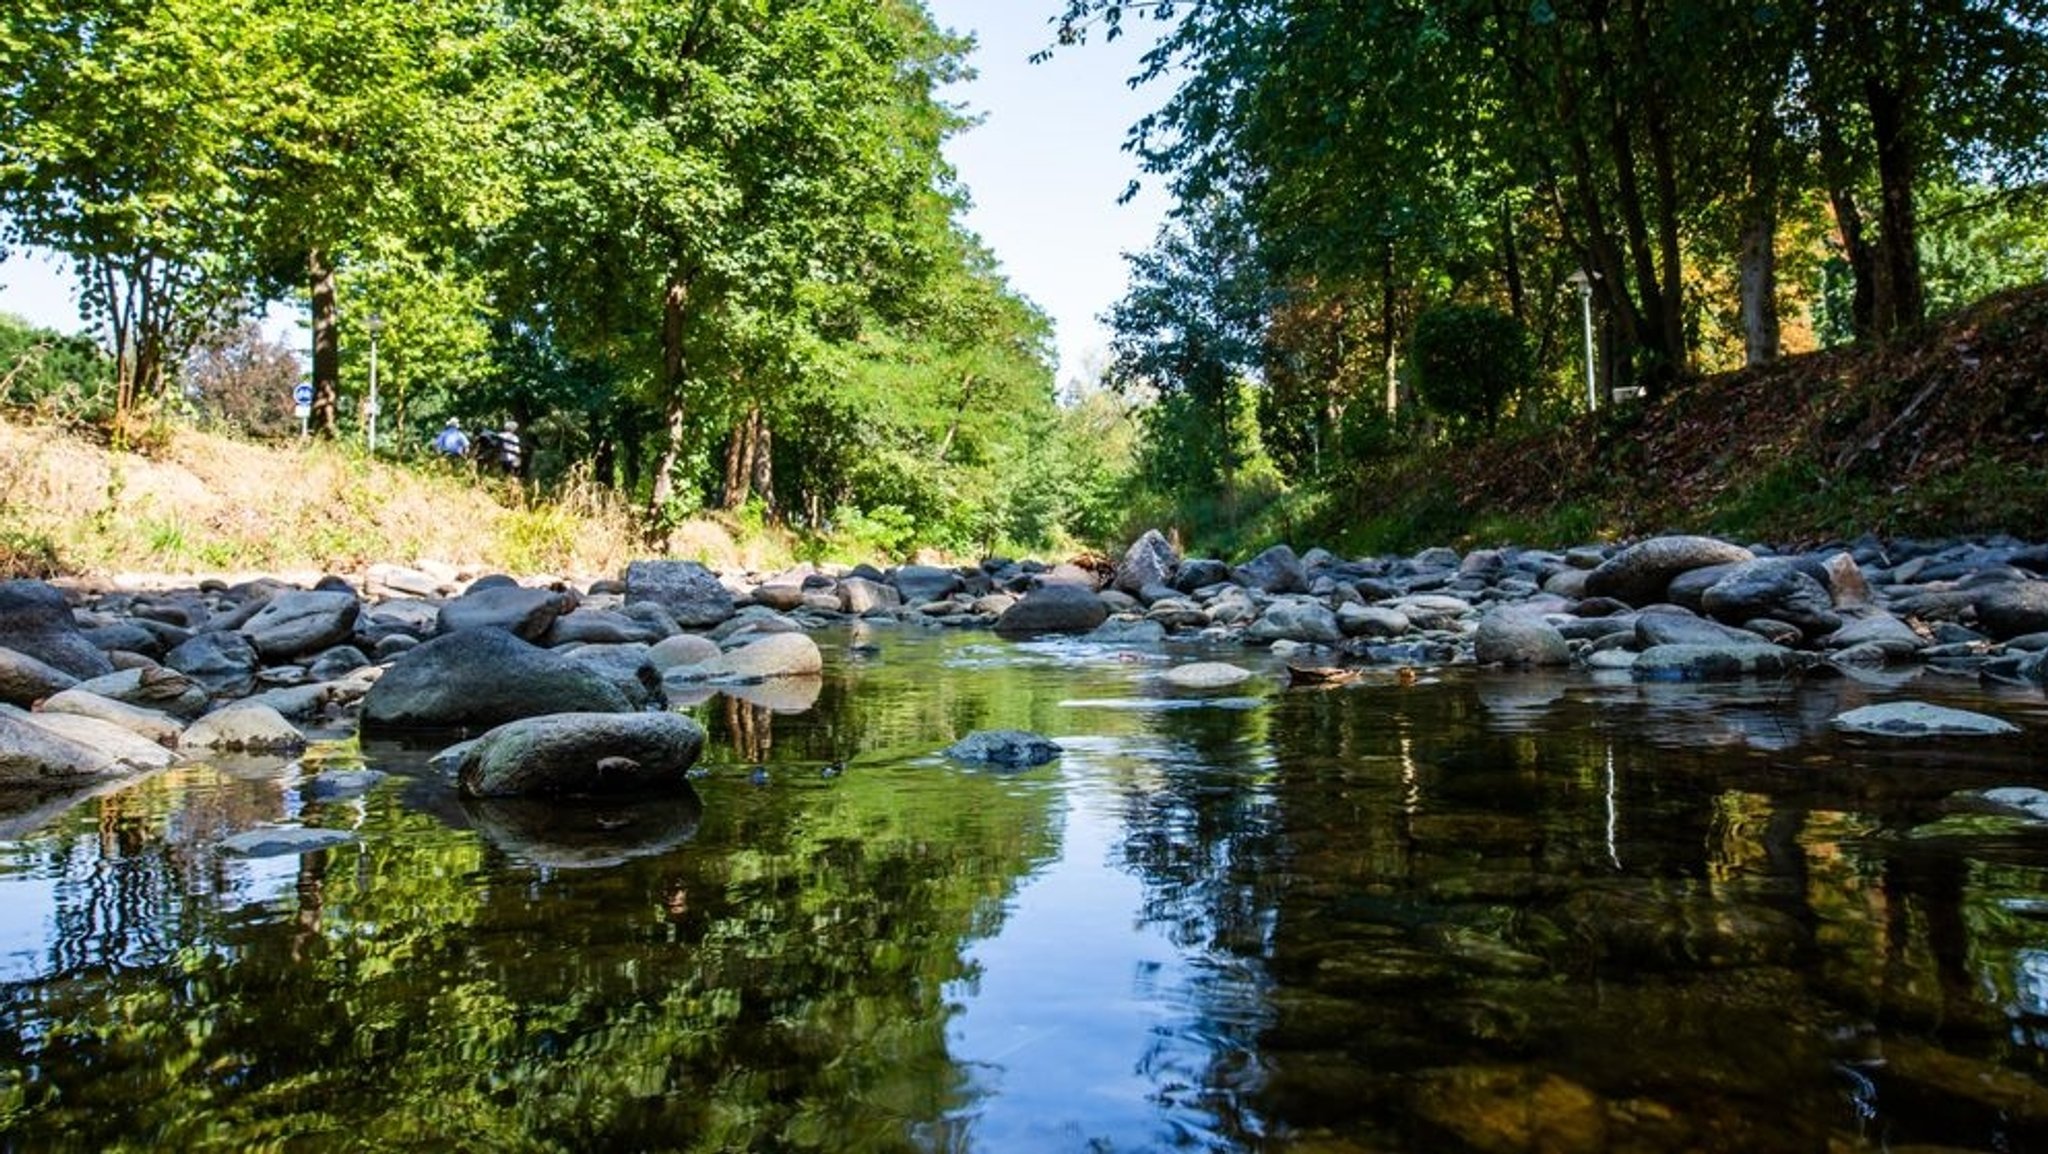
<box><xmin>365</xmin><ymin>311</ymin><xmax>384</xmax><ymax>454</ymax></box>
<box><xmin>1566</xmin><ymin>270</ymin><xmax>1596</xmax><ymax>412</ymax></box>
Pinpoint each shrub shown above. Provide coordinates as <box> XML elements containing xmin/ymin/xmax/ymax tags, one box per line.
<box><xmin>1410</xmin><ymin>303</ymin><xmax>1534</xmax><ymax>433</ymax></box>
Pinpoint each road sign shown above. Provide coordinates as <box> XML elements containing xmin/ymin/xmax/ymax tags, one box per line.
<box><xmin>293</xmin><ymin>382</ymin><xmax>314</xmax><ymax>406</ymax></box>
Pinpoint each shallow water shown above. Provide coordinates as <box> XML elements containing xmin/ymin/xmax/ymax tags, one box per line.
<box><xmin>5</xmin><ymin>627</ymin><xmax>2048</xmax><ymax>1151</ymax></box>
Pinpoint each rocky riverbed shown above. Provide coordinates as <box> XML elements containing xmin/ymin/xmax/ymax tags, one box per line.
<box><xmin>3</xmin><ymin>529</ymin><xmax>2045</xmax><ymax>827</ymax></box>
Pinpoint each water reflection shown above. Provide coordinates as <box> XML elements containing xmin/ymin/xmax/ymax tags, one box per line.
<box><xmin>1</xmin><ymin>632</ymin><xmax>2047</xmax><ymax>1150</ymax></box>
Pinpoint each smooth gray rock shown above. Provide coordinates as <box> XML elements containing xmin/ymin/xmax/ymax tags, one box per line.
<box><xmin>1700</xmin><ymin>559</ymin><xmax>1842</xmax><ymax>638</ymax></box>
<box><xmin>0</xmin><ymin>708</ymin><xmax>147</xmax><ymax>784</ymax></box>
<box><xmin>624</xmin><ymin>560</ymin><xmax>735</xmax><ymax>628</ymax></box>
<box><xmin>164</xmin><ymin>631</ymin><xmax>260</xmax><ymax>699</ymax></box>
<box><xmin>543</xmin><ymin>607</ymin><xmax>665</xmax><ymax>647</ymax></box>
<box><xmin>72</xmin><ymin>665</ymin><xmax>210</xmax><ymax>719</ymax></box>
<box><xmin>1975</xmin><ymin>581</ymin><xmax>2048</xmax><ymax>641</ymax></box>
<box><xmin>3</xmin><ymin>706</ymin><xmax>178</xmax><ymax>771</ymax></box>
<box><xmin>360</xmin><ymin>628</ymin><xmax>633</xmax><ymax>731</ymax></box>
<box><xmin>456</xmin><ymin>711</ymin><xmax>707</xmax><ymax>798</ymax></box>
<box><xmin>647</xmin><ymin>633</ymin><xmax>722</xmax><ymax>670</ymax></box>
<box><xmin>559</xmin><ymin>643</ymin><xmax>663</xmax><ymax>705</ymax></box>
<box><xmin>1823</xmin><ymin>611</ymin><xmax>1927</xmax><ymax>654</ymax></box>
<box><xmin>1832</xmin><ymin>701</ymin><xmax>2019</xmax><ymax>737</ymax></box>
<box><xmin>1115</xmin><ymin>529</ymin><xmax>1182</xmax><ymax>596</ymax></box>
<box><xmin>438</xmin><ymin>585</ymin><xmax>572</xmax><ymax>641</ymax></box>
<box><xmin>1338</xmin><ymin>604</ymin><xmax>1411</xmax><ymax>638</ymax></box>
<box><xmin>664</xmin><ymin>633</ymin><xmax>823</xmax><ymax>683</ymax></box>
<box><xmin>1088</xmin><ymin>617</ymin><xmax>1168</xmax><ymax>645</ymax></box>
<box><xmin>1634</xmin><ymin>610</ymin><xmax>1770</xmax><ymax>649</ymax></box>
<box><xmin>238</xmin><ymin>590</ymin><xmax>362</xmax><ymax>660</ymax></box>
<box><xmin>1968</xmin><ymin>787</ymin><xmax>2048</xmax><ymax>821</ymax></box>
<box><xmin>182</xmin><ymin>703</ymin><xmax>306</xmax><ymax>752</ymax></box>
<box><xmin>839</xmin><ymin>576</ymin><xmax>902</xmax><ymax>615</ymax></box>
<box><xmin>1160</xmin><ymin>662</ymin><xmax>1254</xmax><ymax>690</ymax></box>
<box><xmin>0</xmin><ymin>579</ymin><xmax>113</xmax><ymax>679</ymax></box>
<box><xmin>1246</xmin><ymin>599</ymin><xmax>1344</xmax><ymax>645</ymax></box>
<box><xmin>994</xmin><ymin>584</ymin><xmax>1109</xmax><ymax>635</ymax></box>
<box><xmin>39</xmin><ymin>689</ymin><xmax>182</xmax><ymax>747</ymax></box>
<box><xmin>944</xmin><ymin>729</ymin><xmax>1062</xmax><ymax>768</ymax></box>
<box><xmin>1174</xmin><ymin>558</ymin><xmax>1233</xmax><ymax>593</ymax></box>
<box><xmin>1473</xmin><ymin>612</ymin><xmax>1570</xmax><ymax>667</ymax></box>
<box><xmin>1584</xmin><ymin>536</ymin><xmax>1756</xmax><ymax>607</ymax></box>
<box><xmin>0</xmin><ymin>645</ymin><xmax>78</xmax><ymax>706</ymax></box>
<box><xmin>305</xmin><ymin>645</ymin><xmax>370</xmax><ymax>683</ymax></box>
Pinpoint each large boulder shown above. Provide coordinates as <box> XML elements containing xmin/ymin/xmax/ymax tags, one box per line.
<box><xmin>1975</xmin><ymin>581</ymin><xmax>2048</xmax><ymax>641</ymax></box>
<box><xmin>0</xmin><ymin>707</ymin><xmax>153</xmax><ymax>784</ymax></box>
<box><xmin>542</xmin><ymin>608</ymin><xmax>666</xmax><ymax>647</ymax></box>
<box><xmin>39</xmin><ymin>689</ymin><xmax>182</xmax><ymax>747</ymax></box>
<box><xmin>893</xmin><ymin>565</ymin><xmax>963</xmax><ymax>605</ymax></box>
<box><xmin>558</xmin><ymin>643</ymin><xmax>663</xmax><ymax>705</ymax></box>
<box><xmin>163</xmin><ymin>631</ymin><xmax>261</xmax><ymax>699</ymax></box>
<box><xmin>0</xmin><ymin>646</ymin><xmax>78</xmax><ymax>706</ymax></box>
<box><xmin>1584</xmin><ymin>536</ymin><xmax>1756</xmax><ymax>608</ymax></box>
<box><xmin>1634</xmin><ymin>609</ymin><xmax>1771</xmax><ymax>648</ymax></box>
<box><xmin>1234</xmin><ymin>545</ymin><xmax>1308</xmax><ymax>595</ymax></box>
<box><xmin>623</xmin><ymin>560</ymin><xmax>735</xmax><ymax>628</ymax></box>
<box><xmin>71</xmin><ymin>666</ymin><xmax>210</xmax><ymax>719</ymax></box>
<box><xmin>456</xmin><ymin>711</ymin><xmax>707</xmax><ymax>798</ymax></box>
<box><xmin>0</xmin><ymin>579</ymin><xmax>113</xmax><ymax>680</ymax></box>
<box><xmin>438</xmin><ymin>584</ymin><xmax>573</xmax><ymax>641</ymax></box>
<box><xmin>181</xmin><ymin>703</ymin><xmax>306</xmax><ymax>753</ymax></box>
<box><xmin>1115</xmin><ymin>529</ymin><xmax>1182</xmax><ymax>596</ymax></box>
<box><xmin>993</xmin><ymin>584</ymin><xmax>1109</xmax><ymax>635</ymax></box>
<box><xmin>839</xmin><ymin>577</ymin><xmax>902</xmax><ymax>615</ymax></box>
<box><xmin>1173</xmin><ymin>558</ymin><xmax>1234</xmax><ymax>593</ymax></box>
<box><xmin>1700</xmin><ymin>558</ymin><xmax>1841</xmax><ymax>639</ymax></box>
<box><xmin>238</xmin><ymin>590</ymin><xmax>362</xmax><ymax>660</ymax></box>
<box><xmin>360</xmin><ymin>628</ymin><xmax>634</xmax><ymax>731</ymax></box>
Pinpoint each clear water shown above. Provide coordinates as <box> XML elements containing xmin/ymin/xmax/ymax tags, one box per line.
<box><xmin>5</xmin><ymin>627</ymin><xmax>2048</xmax><ymax>1151</ymax></box>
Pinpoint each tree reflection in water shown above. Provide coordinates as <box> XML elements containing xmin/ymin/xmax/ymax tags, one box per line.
<box><xmin>2</xmin><ymin>632</ymin><xmax>2047</xmax><ymax>1151</ymax></box>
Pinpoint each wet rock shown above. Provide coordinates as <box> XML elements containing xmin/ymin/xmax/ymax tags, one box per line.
<box><xmin>1473</xmin><ymin>612</ymin><xmax>1569</xmax><ymax>667</ymax></box>
<box><xmin>1413</xmin><ymin>1067</ymin><xmax>1610</xmax><ymax>1154</ymax></box>
<box><xmin>1822</xmin><ymin>611</ymin><xmax>1926</xmax><ymax>654</ymax></box>
<box><xmin>1882</xmin><ymin>1038</ymin><xmax>2048</xmax><ymax>1123</ymax></box>
<box><xmin>1662</xmin><ymin>562</ymin><xmax>1744</xmax><ymax>612</ymax></box>
<box><xmin>944</xmin><ymin>729</ymin><xmax>1061</xmax><ymax>768</ymax></box>
<box><xmin>0</xmin><ymin>646</ymin><xmax>78</xmax><ymax>706</ymax></box>
<box><xmin>1831</xmin><ymin>701</ymin><xmax>2019</xmax><ymax>737</ymax></box>
<box><xmin>164</xmin><ymin>630</ymin><xmax>261</xmax><ymax>699</ymax></box>
<box><xmin>1822</xmin><ymin>551</ymin><xmax>1874</xmax><ymax>606</ymax></box>
<box><xmin>1161</xmin><ymin>662</ymin><xmax>1254</xmax><ymax>690</ymax></box>
<box><xmin>1173</xmin><ymin>558</ymin><xmax>1233</xmax><ymax>593</ymax></box>
<box><xmin>1633</xmin><ymin>609</ymin><xmax>1772</xmax><ymax>648</ymax></box>
<box><xmin>182</xmin><ymin>703</ymin><xmax>306</xmax><ymax>752</ymax></box>
<box><xmin>1234</xmin><ymin>544</ymin><xmax>1308</xmax><ymax>594</ymax></box>
<box><xmin>1088</xmin><ymin>617</ymin><xmax>1167</xmax><ymax>645</ymax></box>
<box><xmin>39</xmin><ymin>689</ymin><xmax>182</xmax><ymax>747</ymax></box>
<box><xmin>360</xmin><ymin>627</ymin><xmax>633</xmax><ymax>731</ymax></box>
<box><xmin>239</xmin><ymin>589</ymin><xmax>362</xmax><ymax>660</ymax></box>
<box><xmin>1700</xmin><ymin>558</ymin><xmax>1841</xmax><ymax>639</ymax></box>
<box><xmin>994</xmin><ymin>584</ymin><xmax>1108</xmax><ymax>635</ymax></box>
<box><xmin>1584</xmin><ymin>535</ymin><xmax>1756</xmax><ymax>607</ymax></box>
<box><xmin>1337</xmin><ymin>604</ymin><xmax>1410</xmax><ymax>638</ymax></box>
<box><xmin>304</xmin><ymin>645</ymin><xmax>369</xmax><ymax>684</ymax></box>
<box><xmin>80</xmin><ymin>620</ymin><xmax>178</xmax><ymax>659</ymax></box>
<box><xmin>72</xmin><ymin>665</ymin><xmax>210</xmax><ymax>719</ymax></box>
<box><xmin>437</xmin><ymin>584</ymin><xmax>572</xmax><ymax>641</ymax></box>
<box><xmin>1632</xmin><ymin>643</ymin><xmax>1797</xmax><ymax>681</ymax></box>
<box><xmin>1963</xmin><ymin>786</ymin><xmax>2048</xmax><ymax>821</ymax></box>
<box><xmin>623</xmin><ymin>559</ymin><xmax>736</xmax><ymax>628</ymax></box>
<box><xmin>306</xmin><ymin>769</ymin><xmax>386</xmax><ymax>800</ymax></box>
<box><xmin>748</xmin><ymin>583</ymin><xmax>808</xmax><ymax>612</ymax></box>
<box><xmin>0</xmin><ymin>579</ymin><xmax>114</xmax><ymax>679</ymax></box>
<box><xmin>455</xmin><ymin>711</ymin><xmax>707</xmax><ymax>798</ymax></box>
<box><xmin>220</xmin><ymin>827</ymin><xmax>357</xmax><ymax>857</ymax></box>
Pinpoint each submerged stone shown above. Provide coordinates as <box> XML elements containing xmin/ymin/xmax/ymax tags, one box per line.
<box><xmin>943</xmin><ymin>729</ymin><xmax>1061</xmax><ymax>768</ymax></box>
<box><xmin>1832</xmin><ymin>701</ymin><xmax>2020</xmax><ymax>737</ymax></box>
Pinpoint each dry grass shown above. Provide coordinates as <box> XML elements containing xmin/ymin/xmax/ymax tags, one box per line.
<box><xmin>0</xmin><ymin>416</ymin><xmax>674</xmax><ymax>582</ymax></box>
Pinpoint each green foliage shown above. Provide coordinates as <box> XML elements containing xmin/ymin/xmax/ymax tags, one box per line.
<box><xmin>0</xmin><ymin>313</ymin><xmax>109</xmax><ymax>421</ymax></box>
<box><xmin>1409</xmin><ymin>303</ymin><xmax>1533</xmax><ymax>433</ymax></box>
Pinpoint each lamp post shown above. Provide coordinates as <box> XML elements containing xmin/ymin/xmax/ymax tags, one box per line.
<box><xmin>1566</xmin><ymin>270</ymin><xmax>1596</xmax><ymax>411</ymax></box>
<box><xmin>365</xmin><ymin>311</ymin><xmax>384</xmax><ymax>454</ymax></box>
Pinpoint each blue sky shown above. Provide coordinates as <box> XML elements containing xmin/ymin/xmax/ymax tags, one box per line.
<box><xmin>0</xmin><ymin>4</ymin><xmax>1173</xmax><ymax>390</ymax></box>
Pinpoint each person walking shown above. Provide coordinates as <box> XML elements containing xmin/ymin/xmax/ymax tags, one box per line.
<box><xmin>432</xmin><ymin>418</ymin><xmax>470</xmax><ymax>459</ymax></box>
<box><xmin>496</xmin><ymin>419</ymin><xmax>524</xmax><ymax>476</ymax></box>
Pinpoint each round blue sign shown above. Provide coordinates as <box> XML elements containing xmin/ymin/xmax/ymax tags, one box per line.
<box><xmin>293</xmin><ymin>382</ymin><xmax>314</xmax><ymax>405</ymax></box>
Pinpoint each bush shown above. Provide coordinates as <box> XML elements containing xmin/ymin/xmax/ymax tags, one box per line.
<box><xmin>1410</xmin><ymin>303</ymin><xmax>1534</xmax><ymax>433</ymax></box>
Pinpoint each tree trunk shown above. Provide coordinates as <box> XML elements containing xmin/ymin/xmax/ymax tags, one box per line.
<box><xmin>309</xmin><ymin>249</ymin><xmax>339</xmax><ymax>437</ymax></box>
<box><xmin>1499</xmin><ymin>201</ymin><xmax>1526</xmax><ymax>322</ymax></box>
<box><xmin>720</xmin><ymin>412</ymin><xmax>755</xmax><ymax>509</ymax></box>
<box><xmin>1379</xmin><ymin>240</ymin><xmax>1399</xmax><ymax>417</ymax></box>
<box><xmin>1867</xmin><ymin>76</ymin><xmax>1924</xmax><ymax>334</ymax></box>
<box><xmin>749</xmin><ymin>408</ymin><xmax>773</xmax><ymax>514</ymax></box>
<box><xmin>1738</xmin><ymin>111</ymin><xmax>1782</xmax><ymax>367</ymax></box>
<box><xmin>938</xmin><ymin>374</ymin><xmax>977</xmax><ymax>461</ymax></box>
<box><xmin>649</xmin><ymin>270</ymin><xmax>690</xmax><ymax>518</ymax></box>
